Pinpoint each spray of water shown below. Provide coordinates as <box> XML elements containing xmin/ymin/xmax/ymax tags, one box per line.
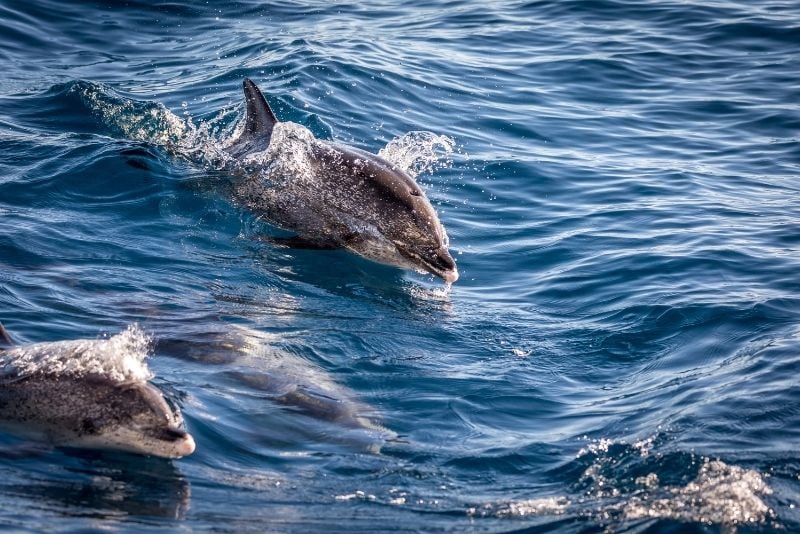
<box><xmin>378</xmin><ymin>131</ymin><xmax>456</xmax><ymax>178</ymax></box>
<box><xmin>0</xmin><ymin>324</ymin><xmax>153</xmax><ymax>383</ymax></box>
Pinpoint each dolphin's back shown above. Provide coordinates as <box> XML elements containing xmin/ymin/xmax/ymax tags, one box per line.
<box><xmin>317</xmin><ymin>143</ymin><xmax>425</xmax><ymax>210</ymax></box>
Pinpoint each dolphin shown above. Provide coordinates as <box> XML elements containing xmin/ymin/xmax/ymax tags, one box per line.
<box><xmin>156</xmin><ymin>326</ymin><xmax>396</xmax><ymax>451</ymax></box>
<box><xmin>227</xmin><ymin>78</ymin><xmax>459</xmax><ymax>283</ymax></box>
<box><xmin>0</xmin><ymin>324</ymin><xmax>195</xmax><ymax>459</ymax></box>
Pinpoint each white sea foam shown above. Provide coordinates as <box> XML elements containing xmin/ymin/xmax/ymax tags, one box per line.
<box><xmin>75</xmin><ymin>83</ymin><xmax>188</xmax><ymax>146</ymax></box>
<box><xmin>0</xmin><ymin>324</ymin><xmax>153</xmax><ymax>383</ymax></box>
<box><xmin>621</xmin><ymin>459</ymin><xmax>773</xmax><ymax>525</ymax></box>
<box><xmin>473</xmin><ymin>442</ymin><xmax>773</xmax><ymax>528</ymax></box>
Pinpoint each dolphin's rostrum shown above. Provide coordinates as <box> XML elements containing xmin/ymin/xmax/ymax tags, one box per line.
<box><xmin>228</xmin><ymin>79</ymin><xmax>459</xmax><ymax>283</ymax></box>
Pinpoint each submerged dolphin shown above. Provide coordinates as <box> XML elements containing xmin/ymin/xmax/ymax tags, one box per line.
<box><xmin>156</xmin><ymin>326</ymin><xmax>395</xmax><ymax>451</ymax></box>
<box><xmin>0</xmin><ymin>324</ymin><xmax>195</xmax><ymax>459</ymax></box>
<box><xmin>227</xmin><ymin>78</ymin><xmax>459</xmax><ymax>283</ymax></box>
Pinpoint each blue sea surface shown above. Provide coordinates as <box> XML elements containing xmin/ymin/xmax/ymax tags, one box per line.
<box><xmin>1</xmin><ymin>0</ymin><xmax>799</xmax><ymax>531</ymax></box>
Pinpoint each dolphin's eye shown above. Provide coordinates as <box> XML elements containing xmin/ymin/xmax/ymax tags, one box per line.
<box><xmin>81</xmin><ymin>418</ymin><xmax>98</xmax><ymax>435</ymax></box>
<box><xmin>409</xmin><ymin>189</ymin><xmax>421</xmax><ymax>197</ymax></box>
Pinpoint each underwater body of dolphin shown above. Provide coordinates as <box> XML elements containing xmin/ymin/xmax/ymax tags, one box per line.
<box><xmin>227</xmin><ymin>78</ymin><xmax>459</xmax><ymax>283</ymax></box>
<box><xmin>156</xmin><ymin>325</ymin><xmax>395</xmax><ymax>452</ymax></box>
<box><xmin>0</xmin><ymin>324</ymin><xmax>195</xmax><ymax>459</ymax></box>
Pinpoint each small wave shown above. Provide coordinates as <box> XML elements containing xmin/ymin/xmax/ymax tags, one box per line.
<box><xmin>0</xmin><ymin>324</ymin><xmax>153</xmax><ymax>383</ymax></box>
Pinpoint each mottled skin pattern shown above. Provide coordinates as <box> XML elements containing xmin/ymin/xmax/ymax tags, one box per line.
<box><xmin>229</xmin><ymin>79</ymin><xmax>459</xmax><ymax>283</ymax></box>
<box><xmin>0</xmin><ymin>365</ymin><xmax>194</xmax><ymax>457</ymax></box>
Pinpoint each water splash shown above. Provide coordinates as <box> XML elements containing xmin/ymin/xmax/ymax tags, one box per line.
<box><xmin>408</xmin><ymin>282</ymin><xmax>453</xmax><ymax>303</ymax></box>
<box><xmin>73</xmin><ymin>82</ymin><xmax>188</xmax><ymax>146</ymax></box>
<box><xmin>467</xmin><ymin>496</ymin><xmax>570</xmax><ymax>518</ymax></box>
<box><xmin>72</xmin><ymin>81</ymin><xmax>235</xmax><ymax>169</ymax></box>
<box><xmin>0</xmin><ymin>324</ymin><xmax>153</xmax><ymax>383</ymax></box>
<box><xmin>621</xmin><ymin>459</ymin><xmax>773</xmax><ymax>525</ymax></box>
<box><xmin>239</xmin><ymin>122</ymin><xmax>318</xmax><ymax>180</ymax></box>
<box><xmin>378</xmin><ymin>131</ymin><xmax>456</xmax><ymax>178</ymax></box>
<box><xmin>471</xmin><ymin>436</ymin><xmax>774</xmax><ymax>528</ymax></box>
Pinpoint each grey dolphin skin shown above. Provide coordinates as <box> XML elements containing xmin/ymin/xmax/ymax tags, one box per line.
<box><xmin>0</xmin><ymin>325</ymin><xmax>195</xmax><ymax>459</ymax></box>
<box><xmin>228</xmin><ymin>78</ymin><xmax>459</xmax><ymax>283</ymax></box>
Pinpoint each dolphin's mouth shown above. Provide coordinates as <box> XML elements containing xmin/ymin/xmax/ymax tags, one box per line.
<box><xmin>149</xmin><ymin>426</ymin><xmax>197</xmax><ymax>458</ymax></box>
<box><xmin>72</xmin><ymin>425</ymin><xmax>196</xmax><ymax>459</ymax></box>
<box><xmin>172</xmin><ymin>432</ymin><xmax>196</xmax><ymax>458</ymax></box>
<box><xmin>396</xmin><ymin>245</ymin><xmax>459</xmax><ymax>283</ymax></box>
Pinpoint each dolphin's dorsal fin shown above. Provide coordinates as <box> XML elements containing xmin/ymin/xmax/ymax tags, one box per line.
<box><xmin>227</xmin><ymin>79</ymin><xmax>278</xmax><ymax>156</ymax></box>
<box><xmin>243</xmin><ymin>78</ymin><xmax>277</xmax><ymax>139</ymax></box>
<box><xmin>0</xmin><ymin>323</ymin><xmax>14</xmax><ymax>346</ymax></box>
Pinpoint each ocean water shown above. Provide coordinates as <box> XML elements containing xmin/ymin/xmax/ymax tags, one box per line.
<box><xmin>1</xmin><ymin>0</ymin><xmax>799</xmax><ymax>531</ymax></box>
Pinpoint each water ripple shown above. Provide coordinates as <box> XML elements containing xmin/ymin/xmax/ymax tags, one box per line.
<box><xmin>0</xmin><ymin>0</ymin><xmax>799</xmax><ymax>530</ymax></box>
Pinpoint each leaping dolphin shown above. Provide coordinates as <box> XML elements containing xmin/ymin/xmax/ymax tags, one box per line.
<box><xmin>227</xmin><ymin>79</ymin><xmax>459</xmax><ymax>283</ymax></box>
<box><xmin>0</xmin><ymin>324</ymin><xmax>195</xmax><ymax>459</ymax></box>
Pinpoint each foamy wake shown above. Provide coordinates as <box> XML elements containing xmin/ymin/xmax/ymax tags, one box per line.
<box><xmin>470</xmin><ymin>439</ymin><xmax>774</xmax><ymax>527</ymax></box>
<box><xmin>0</xmin><ymin>324</ymin><xmax>153</xmax><ymax>383</ymax></box>
<box><xmin>73</xmin><ymin>82</ymin><xmax>236</xmax><ymax>170</ymax></box>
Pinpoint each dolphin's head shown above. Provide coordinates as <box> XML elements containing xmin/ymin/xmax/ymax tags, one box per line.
<box><xmin>380</xmin><ymin>183</ymin><xmax>459</xmax><ymax>284</ymax></box>
<box><xmin>0</xmin><ymin>375</ymin><xmax>196</xmax><ymax>459</ymax></box>
<box><xmin>69</xmin><ymin>378</ymin><xmax>196</xmax><ymax>459</ymax></box>
<box><xmin>328</xmin><ymin>145</ymin><xmax>459</xmax><ymax>283</ymax></box>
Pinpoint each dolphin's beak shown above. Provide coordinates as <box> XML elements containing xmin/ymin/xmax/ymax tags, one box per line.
<box><xmin>443</xmin><ymin>267</ymin><xmax>459</xmax><ymax>284</ymax></box>
<box><xmin>432</xmin><ymin>246</ymin><xmax>459</xmax><ymax>284</ymax></box>
<box><xmin>397</xmin><ymin>244</ymin><xmax>459</xmax><ymax>283</ymax></box>
<box><xmin>175</xmin><ymin>432</ymin><xmax>196</xmax><ymax>458</ymax></box>
<box><xmin>158</xmin><ymin>427</ymin><xmax>196</xmax><ymax>458</ymax></box>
